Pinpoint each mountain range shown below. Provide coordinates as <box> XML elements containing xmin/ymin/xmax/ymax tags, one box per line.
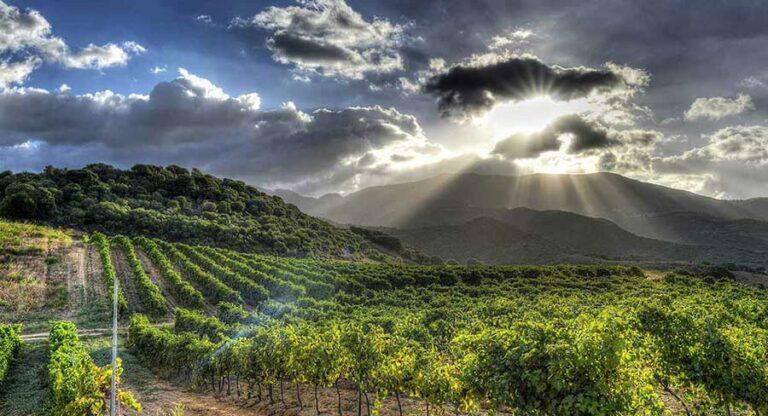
<box><xmin>274</xmin><ymin>172</ymin><xmax>768</xmax><ymax>267</ymax></box>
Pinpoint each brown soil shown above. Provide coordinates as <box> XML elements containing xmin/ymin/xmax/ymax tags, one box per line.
<box><xmin>135</xmin><ymin>247</ymin><xmax>178</xmax><ymax>314</ymax></box>
<box><xmin>112</xmin><ymin>247</ymin><xmax>145</xmax><ymax>315</ymax></box>
<box><xmin>124</xmin><ymin>375</ymin><xmax>461</xmax><ymax>416</ymax></box>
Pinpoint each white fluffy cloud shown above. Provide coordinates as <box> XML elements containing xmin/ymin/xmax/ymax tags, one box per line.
<box><xmin>233</xmin><ymin>0</ymin><xmax>404</xmax><ymax>79</ymax></box>
<box><xmin>0</xmin><ymin>68</ymin><xmax>445</xmax><ymax>194</ymax></box>
<box><xmin>679</xmin><ymin>125</ymin><xmax>768</xmax><ymax>164</ymax></box>
<box><xmin>684</xmin><ymin>94</ymin><xmax>754</xmax><ymax>121</ymax></box>
<box><xmin>0</xmin><ymin>1</ymin><xmax>144</xmax><ymax>88</ymax></box>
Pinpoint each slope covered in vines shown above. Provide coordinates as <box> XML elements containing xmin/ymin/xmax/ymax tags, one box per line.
<box><xmin>123</xmin><ymin>240</ymin><xmax>768</xmax><ymax>415</ymax></box>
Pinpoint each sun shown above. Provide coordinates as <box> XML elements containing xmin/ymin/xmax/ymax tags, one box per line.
<box><xmin>476</xmin><ymin>96</ymin><xmax>599</xmax><ymax>140</ymax></box>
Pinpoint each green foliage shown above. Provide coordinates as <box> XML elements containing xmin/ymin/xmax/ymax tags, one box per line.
<box><xmin>157</xmin><ymin>239</ymin><xmax>242</xmax><ymax>305</ymax></box>
<box><xmin>126</xmin><ymin>314</ymin><xmax>216</xmax><ymax>384</ymax></box>
<box><xmin>46</xmin><ymin>321</ymin><xmax>140</xmax><ymax>415</ymax></box>
<box><xmin>177</xmin><ymin>243</ymin><xmax>269</xmax><ymax>306</ymax></box>
<box><xmin>639</xmin><ymin>294</ymin><xmax>768</xmax><ymax>414</ymax></box>
<box><xmin>117</xmin><ymin>238</ymin><xmax>768</xmax><ymax>415</ymax></box>
<box><xmin>134</xmin><ymin>236</ymin><xmax>205</xmax><ymax>309</ymax></box>
<box><xmin>0</xmin><ymin>218</ymin><xmax>70</xmax><ymax>255</ymax></box>
<box><xmin>0</xmin><ymin>323</ymin><xmax>22</xmax><ymax>385</ymax></box>
<box><xmin>113</xmin><ymin>235</ymin><xmax>167</xmax><ymax>316</ymax></box>
<box><xmin>0</xmin><ymin>164</ymin><xmax>384</xmax><ymax>259</ymax></box>
<box><xmin>200</xmin><ymin>246</ymin><xmax>306</xmax><ymax>301</ymax></box>
<box><xmin>174</xmin><ymin>308</ymin><xmax>229</xmax><ymax>342</ymax></box>
<box><xmin>91</xmin><ymin>232</ymin><xmax>128</xmax><ymax>313</ymax></box>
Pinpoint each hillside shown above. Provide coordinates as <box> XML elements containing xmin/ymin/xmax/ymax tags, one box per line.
<box><xmin>274</xmin><ymin>172</ymin><xmax>768</xmax><ymax>266</ymax></box>
<box><xmin>0</xmin><ymin>165</ymin><xmax>385</xmax><ymax>260</ymax></box>
<box><xmin>2</xmin><ymin>219</ymin><xmax>768</xmax><ymax>415</ymax></box>
<box><xmin>387</xmin><ymin>209</ymin><xmax>768</xmax><ymax>266</ymax></box>
<box><xmin>388</xmin><ymin>216</ymin><xmax>592</xmax><ymax>264</ymax></box>
<box><xmin>277</xmin><ymin>172</ymin><xmax>759</xmax><ymax>229</ymax></box>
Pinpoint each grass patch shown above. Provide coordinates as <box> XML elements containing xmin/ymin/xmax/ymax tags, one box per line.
<box><xmin>0</xmin><ymin>219</ymin><xmax>71</xmax><ymax>255</ymax></box>
<box><xmin>0</xmin><ymin>265</ymin><xmax>67</xmax><ymax>315</ymax></box>
<box><xmin>0</xmin><ymin>342</ymin><xmax>48</xmax><ymax>415</ymax></box>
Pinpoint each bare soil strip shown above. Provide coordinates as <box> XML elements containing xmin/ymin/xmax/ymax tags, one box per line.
<box><xmin>135</xmin><ymin>247</ymin><xmax>177</xmax><ymax>315</ymax></box>
<box><xmin>111</xmin><ymin>247</ymin><xmax>145</xmax><ymax>315</ymax></box>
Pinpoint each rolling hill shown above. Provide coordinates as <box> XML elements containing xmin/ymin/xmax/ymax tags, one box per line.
<box><xmin>0</xmin><ymin>165</ymin><xmax>385</xmax><ymax>260</ymax></box>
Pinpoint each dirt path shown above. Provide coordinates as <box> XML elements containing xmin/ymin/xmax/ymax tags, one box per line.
<box><xmin>135</xmin><ymin>247</ymin><xmax>178</xmax><ymax>313</ymax></box>
<box><xmin>84</xmin><ymin>243</ymin><xmax>107</xmax><ymax>302</ymax></box>
<box><xmin>112</xmin><ymin>247</ymin><xmax>144</xmax><ymax>315</ymax></box>
<box><xmin>60</xmin><ymin>242</ymin><xmax>87</xmax><ymax>318</ymax></box>
<box><xmin>20</xmin><ymin>327</ymin><xmax>120</xmax><ymax>342</ymax></box>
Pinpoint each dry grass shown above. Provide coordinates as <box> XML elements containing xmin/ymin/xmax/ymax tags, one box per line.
<box><xmin>0</xmin><ymin>263</ymin><xmax>67</xmax><ymax>313</ymax></box>
<box><xmin>0</xmin><ymin>219</ymin><xmax>71</xmax><ymax>255</ymax></box>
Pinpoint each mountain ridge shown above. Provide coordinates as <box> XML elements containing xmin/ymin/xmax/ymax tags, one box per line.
<box><xmin>272</xmin><ymin>172</ymin><xmax>768</xmax><ymax>266</ymax></box>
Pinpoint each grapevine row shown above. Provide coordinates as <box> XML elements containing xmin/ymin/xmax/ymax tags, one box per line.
<box><xmin>113</xmin><ymin>235</ymin><xmax>167</xmax><ymax>316</ymax></box>
<box><xmin>0</xmin><ymin>324</ymin><xmax>22</xmax><ymax>385</ymax></box>
<box><xmin>46</xmin><ymin>321</ymin><xmax>140</xmax><ymax>415</ymax></box>
<box><xmin>195</xmin><ymin>246</ymin><xmax>306</xmax><ymax>301</ymax></box>
<box><xmin>156</xmin><ymin>240</ymin><xmax>241</xmax><ymax>305</ymax></box>
<box><xmin>177</xmin><ymin>244</ymin><xmax>269</xmax><ymax>306</ymax></box>
<box><xmin>133</xmin><ymin>236</ymin><xmax>205</xmax><ymax>309</ymax></box>
<box><xmin>174</xmin><ymin>307</ymin><xmax>231</xmax><ymax>341</ymax></box>
<box><xmin>91</xmin><ymin>232</ymin><xmax>128</xmax><ymax>313</ymax></box>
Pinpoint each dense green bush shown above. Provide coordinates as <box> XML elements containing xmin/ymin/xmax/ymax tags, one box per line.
<box><xmin>0</xmin><ymin>164</ymin><xmax>384</xmax><ymax>259</ymax></box>
<box><xmin>0</xmin><ymin>324</ymin><xmax>22</xmax><ymax>385</ymax></box>
<box><xmin>46</xmin><ymin>321</ymin><xmax>140</xmax><ymax>415</ymax></box>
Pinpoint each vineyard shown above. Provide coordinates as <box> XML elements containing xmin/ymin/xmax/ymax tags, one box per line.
<box><xmin>1</xmin><ymin>230</ymin><xmax>768</xmax><ymax>415</ymax></box>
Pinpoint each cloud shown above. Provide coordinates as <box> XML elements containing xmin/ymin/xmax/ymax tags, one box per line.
<box><xmin>488</xmin><ymin>29</ymin><xmax>533</xmax><ymax>50</ymax></box>
<box><xmin>630</xmin><ymin>125</ymin><xmax>768</xmax><ymax>199</ymax></box>
<box><xmin>423</xmin><ymin>55</ymin><xmax>640</xmax><ymax>120</ymax></box>
<box><xmin>195</xmin><ymin>15</ymin><xmax>213</xmax><ymax>25</ymax></box>
<box><xmin>0</xmin><ymin>1</ymin><xmax>143</xmax><ymax>88</ymax></box>
<box><xmin>0</xmin><ymin>68</ymin><xmax>443</xmax><ymax>194</ymax></box>
<box><xmin>492</xmin><ymin>114</ymin><xmax>620</xmax><ymax>159</ymax></box>
<box><xmin>684</xmin><ymin>94</ymin><xmax>754</xmax><ymax>121</ymax></box>
<box><xmin>233</xmin><ymin>0</ymin><xmax>404</xmax><ymax>79</ymax></box>
<box><xmin>0</xmin><ymin>57</ymin><xmax>39</xmax><ymax>88</ymax></box>
<box><xmin>63</xmin><ymin>42</ymin><xmax>140</xmax><ymax>69</ymax></box>
<box><xmin>151</xmin><ymin>65</ymin><xmax>167</xmax><ymax>74</ymax></box>
<box><xmin>679</xmin><ymin>125</ymin><xmax>768</xmax><ymax>163</ymax></box>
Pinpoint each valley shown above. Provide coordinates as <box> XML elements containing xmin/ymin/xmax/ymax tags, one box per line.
<box><xmin>1</xmin><ymin>166</ymin><xmax>767</xmax><ymax>416</ymax></box>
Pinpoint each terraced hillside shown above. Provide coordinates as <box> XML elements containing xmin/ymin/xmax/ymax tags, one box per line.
<box><xmin>1</xmin><ymin>218</ymin><xmax>767</xmax><ymax>415</ymax></box>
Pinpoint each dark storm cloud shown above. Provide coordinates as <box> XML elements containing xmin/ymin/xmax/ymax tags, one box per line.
<box><xmin>0</xmin><ymin>69</ymin><xmax>440</xmax><ymax>194</ymax></box>
<box><xmin>492</xmin><ymin>114</ymin><xmax>618</xmax><ymax>159</ymax></box>
<box><xmin>423</xmin><ymin>56</ymin><xmax>624</xmax><ymax>119</ymax></box>
<box><xmin>268</xmin><ymin>32</ymin><xmax>353</xmax><ymax>62</ymax></box>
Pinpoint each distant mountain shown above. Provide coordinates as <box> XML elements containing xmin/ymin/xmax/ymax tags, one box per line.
<box><xmin>388</xmin><ymin>216</ymin><xmax>589</xmax><ymax>264</ymax></box>
<box><xmin>272</xmin><ymin>172</ymin><xmax>768</xmax><ymax>266</ymax></box>
<box><xmin>731</xmin><ymin>197</ymin><xmax>768</xmax><ymax>221</ymax></box>
<box><xmin>386</xmin><ymin>208</ymin><xmax>767</xmax><ymax>266</ymax></box>
<box><xmin>278</xmin><ymin>172</ymin><xmax>762</xmax><ymax>236</ymax></box>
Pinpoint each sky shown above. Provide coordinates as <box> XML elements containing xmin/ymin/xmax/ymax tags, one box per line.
<box><xmin>1</xmin><ymin>0</ymin><xmax>767</xmax><ymax>199</ymax></box>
